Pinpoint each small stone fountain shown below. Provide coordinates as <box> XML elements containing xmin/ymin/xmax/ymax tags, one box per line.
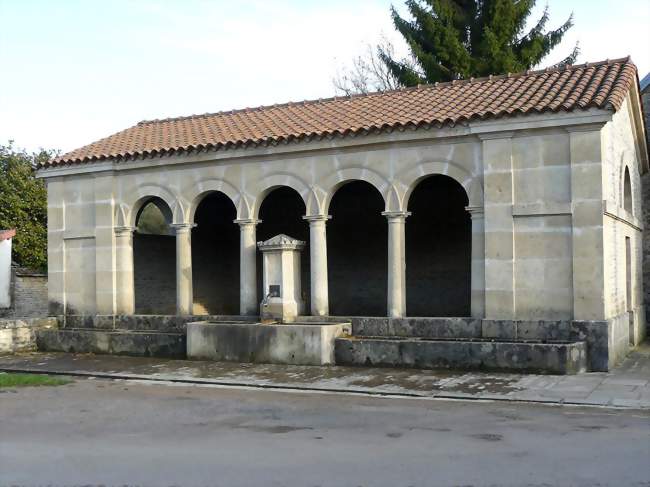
<box><xmin>186</xmin><ymin>234</ymin><xmax>350</xmax><ymax>365</ymax></box>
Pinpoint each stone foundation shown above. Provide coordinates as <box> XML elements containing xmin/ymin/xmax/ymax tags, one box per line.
<box><xmin>0</xmin><ymin>318</ymin><xmax>57</xmax><ymax>353</ymax></box>
<box><xmin>35</xmin><ymin>314</ymin><xmax>640</xmax><ymax>372</ymax></box>
<box><xmin>36</xmin><ymin>328</ymin><xmax>186</xmax><ymax>358</ymax></box>
<box><xmin>58</xmin><ymin>314</ymin><xmax>253</xmax><ymax>332</ymax></box>
<box><xmin>335</xmin><ymin>337</ymin><xmax>587</xmax><ymax>374</ymax></box>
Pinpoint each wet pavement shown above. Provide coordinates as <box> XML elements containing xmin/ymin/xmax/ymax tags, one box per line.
<box><xmin>1</xmin><ymin>342</ymin><xmax>649</xmax><ymax>408</ymax></box>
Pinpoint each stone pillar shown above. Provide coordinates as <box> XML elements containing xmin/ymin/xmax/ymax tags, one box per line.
<box><xmin>94</xmin><ymin>173</ymin><xmax>117</xmax><ymax>314</ymax></box>
<box><xmin>568</xmin><ymin>126</ymin><xmax>606</xmax><ymax>320</ymax></box>
<box><xmin>171</xmin><ymin>223</ymin><xmax>195</xmax><ymax>315</ymax></box>
<box><xmin>383</xmin><ymin>211</ymin><xmax>410</xmax><ymax>318</ymax></box>
<box><xmin>46</xmin><ymin>179</ymin><xmax>66</xmax><ymax>315</ymax></box>
<box><xmin>114</xmin><ymin>226</ymin><xmax>135</xmax><ymax>315</ymax></box>
<box><xmin>303</xmin><ymin>215</ymin><xmax>331</xmax><ymax>316</ymax></box>
<box><xmin>466</xmin><ymin>206</ymin><xmax>485</xmax><ymax>318</ymax></box>
<box><xmin>480</xmin><ymin>132</ymin><xmax>516</xmax><ymax>319</ymax></box>
<box><xmin>235</xmin><ymin>219</ymin><xmax>260</xmax><ymax>316</ymax></box>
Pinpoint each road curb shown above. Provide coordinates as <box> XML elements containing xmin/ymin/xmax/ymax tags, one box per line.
<box><xmin>2</xmin><ymin>366</ymin><xmax>646</xmax><ymax>410</ymax></box>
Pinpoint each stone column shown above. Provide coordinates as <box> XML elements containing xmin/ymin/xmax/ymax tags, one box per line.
<box><xmin>466</xmin><ymin>206</ymin><xmax>485</xmax><ymax>318</ymax></box>
<box><xmin>303</xmin><ymin>215</ymin><xmax>331</xmax><ymax>316</ymax></box>
<box><xmin>171</xmin><ymin>223</ymin><xmax>195</xmax><ymax>315</ymax></box>
<box><xmin>383</xmin><ymin>211</ymin><xmax>410</xmax><ymax>318</ymax></box>
<box><xmin>114</xmin><ymin>226</ymin><xmax>135</xmax><ymax>315</ymax></box>
<box><xmin>235</xmin><ymin>219</ymin><xmax>260</xmax><ymax>316</ymax></box>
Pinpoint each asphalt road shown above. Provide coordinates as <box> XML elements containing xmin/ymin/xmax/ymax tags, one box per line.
<box><xmin>0</xmin><ymin>378</ymin><xmax>648</xmax><ymax>487</ymax></box>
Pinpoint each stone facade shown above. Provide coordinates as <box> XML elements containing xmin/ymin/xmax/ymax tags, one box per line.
<box><xmin>37</xmin><ymin>88</ymin><xmax>649</xmax><ymax>366</ymax></box>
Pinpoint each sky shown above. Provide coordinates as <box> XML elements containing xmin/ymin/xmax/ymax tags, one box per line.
<box><xmin>1</xmin><ymin>0</ymin><xmax>649</xmax><ymax>154</ymax></box>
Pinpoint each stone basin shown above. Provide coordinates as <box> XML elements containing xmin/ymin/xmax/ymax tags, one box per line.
<box><xmin>186</xmin><ymin>321</ymin><xmax>351</xmax><ymax>366</ymax></box>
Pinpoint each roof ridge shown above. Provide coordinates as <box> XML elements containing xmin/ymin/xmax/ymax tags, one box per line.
<box><xmin>136</xmin><ymin>56</ymin><xmax>634</xmax><ymax>127</ymax></box>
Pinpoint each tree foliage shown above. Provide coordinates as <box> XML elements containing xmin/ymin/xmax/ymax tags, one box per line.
<box><xmin>381</xmin><ymin>0</ymin><xmax>578</xmax><ymax>86</ymax></box>
<box><xmin>0</xmin><ymin>142</ymin><xmax>54</xmax><ymax>271</ymax></box>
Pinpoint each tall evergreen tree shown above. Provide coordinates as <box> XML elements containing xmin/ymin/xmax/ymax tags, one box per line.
<box><xmin>380</xmin><ymin>0</ymin><xmax>578</xmax><ymax>86</ymax></box>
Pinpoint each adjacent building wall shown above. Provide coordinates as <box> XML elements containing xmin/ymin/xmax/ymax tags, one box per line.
<box><xmin>0</xmin><ymin>239</ymin><xmax>10</xmax><ymax>308</ymax></box>
<box><xmin>641</xmin><ymin>81</ymin><xmax>650</xmax><ymax>333</ymax></box>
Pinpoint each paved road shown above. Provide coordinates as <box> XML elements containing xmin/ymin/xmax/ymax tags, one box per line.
<box><xmin>1</xmin><ymin>378</ymin><xmax>648</xmax><ymax>487</ymax></box>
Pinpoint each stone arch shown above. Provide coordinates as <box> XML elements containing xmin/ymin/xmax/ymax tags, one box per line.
<box><xmin>123</xmin><ymin>183</ymin><xmax>183</xmax><ymax>227</ymax></box>
<box><xmin>400</xmin><ymin>161</ymin><xmax>483</xmax><ymax>211</ymax></box>
<box><xmin>623</xmin><ymin>165</ymin><xmax>633</xmax><ymax>214</ymax></box>
<box><xmin>184</xmin><ymin>178</ymin><xmax>241</xmax><ymax>222</ymax></box>
<box><xmin>618</xmin><ymin>154</ymin><xmax>638</xmax><ymax>216</ymax></box>
<box><xmin>321</xmin><ymin>167</ymin><xmax>390</xmax><ymax>214</ymax></box>
<box><xmin>252</xmin><ymin>173</ymin><xmax>311</xmax><ymax>219</ymax></box>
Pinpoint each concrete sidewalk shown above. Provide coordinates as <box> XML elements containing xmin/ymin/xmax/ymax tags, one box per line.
<box><xmin>1</xmin><ymin>343</ymin><xmax>649</xmax><ymax>408</ymax></box>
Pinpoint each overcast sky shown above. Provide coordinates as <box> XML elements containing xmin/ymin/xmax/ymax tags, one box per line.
<box><xmin>1</xmin><ymin>0</ymin><xmax>648</xmax><ymax>154</ymax></box>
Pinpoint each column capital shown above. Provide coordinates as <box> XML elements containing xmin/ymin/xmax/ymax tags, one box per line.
<box><xmin>302</xmin><ymin>214</ymin><xmax>332</xmax><ymax>223</ymax></box>
<box><xmin>170</xmin><ymin>222</ymin><xmax>196</xmax><ymax>234</ymax></box>
<box><xmin>465</xmin><ymin>206</ymin><xmax>484</xmax><ymax>219</ymax></box>
<box><xmin>234</xmin><ymin>218</ymin><xmax>262</xmax><ymax>226</ymax></box>
<box><xmin>382</xmin><ymin>211</ymin><xmax>411</xmax><ymax>221</ymax></box>
<box><xmin>114</xmin><ymin>226</ymin><xmax>135</xmax><ymax>236</ymax></box>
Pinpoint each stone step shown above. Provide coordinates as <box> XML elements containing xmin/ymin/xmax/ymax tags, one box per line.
<box><xmin>36</xmin><ymin>328</ymin><xmax>186</xmax><ymax>358</ymax></box>
<box><xmin>335</xmin><ymin>336</ymin><xmax>587</xmax><ymax>374</ymax></box>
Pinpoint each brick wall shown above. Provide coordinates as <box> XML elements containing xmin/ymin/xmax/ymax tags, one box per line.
<box><xmin>0</xmin><ymin>267</ymin><xmax>49</xmax><ymax>318</ymax></box>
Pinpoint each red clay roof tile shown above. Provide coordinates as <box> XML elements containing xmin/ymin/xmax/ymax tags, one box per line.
<box><xmin>43</xmin><ymin>57</ymin><xmax>638</xmax><ymax>168</ymax></box>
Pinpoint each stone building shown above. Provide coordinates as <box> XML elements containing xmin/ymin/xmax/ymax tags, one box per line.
<box><xmin>36</xmin><ymin>57</ymin><xmax>648</xmax><ymax>370</ymax></box>
<box><xmin>640</xmin><ymin>72</ymin><xmax>650</xmax><ymax>328</ymax></box>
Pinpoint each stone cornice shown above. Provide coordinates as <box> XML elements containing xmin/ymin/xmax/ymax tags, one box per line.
<box><xmin>35</xmin><ymin>109</ymin><xmax>613</xmax><ymax>179</ymax></box>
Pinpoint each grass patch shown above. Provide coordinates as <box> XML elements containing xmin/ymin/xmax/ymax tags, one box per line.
<box><xmin>0</xmin><ymin>372</ymin><xmax>71</xmax><ymax>388</ymax></box>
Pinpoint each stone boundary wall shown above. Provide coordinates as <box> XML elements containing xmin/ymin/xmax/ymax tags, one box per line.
<box><xmin>0</xmin><ymin>267</ymin><xmax>48</xmax><ymax>319</ymax></box>
<box><xmin>0</xmin><ymin>317</ymin><xmax>57</xmax><ymax>353</ymax></box>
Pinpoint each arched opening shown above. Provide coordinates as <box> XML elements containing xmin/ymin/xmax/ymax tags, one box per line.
<box><xmin>328</xmin><ymin>181</ymin><xmax>387</xmax><ymax>316</ymax></box>
<box><xmin>133</xmin><ymin>197</ymin><xmax>176</xmax><ymax>314</ymax></box>
<box><xmin>256</xmin><ymin>187</ymin><xmax>309</xmax><ymax>311</ymax></box>
<box><xmin>191</xmin><ymin>192</ymin><xmax>239</xmax><ymax>315</ymax></box>
<box><xmin>623</xmin><ymin>166</ymin><xmax>633</xmax><ymax>214</ymax></box>
<box><xmin>406</xmin><ymin>175</ymin><xmax>471</xmax><ymax>316</ymax></box>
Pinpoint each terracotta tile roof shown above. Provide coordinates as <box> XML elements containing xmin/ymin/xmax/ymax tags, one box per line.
<box><xmin>0</xmin><ymin>229</ymin><xmax>16</xmax><ymax>242</ymax></box>
<box><xmin>43</xmin><ymin>57</ymin><xmax>638</xmax><ymax>168</ymax></box>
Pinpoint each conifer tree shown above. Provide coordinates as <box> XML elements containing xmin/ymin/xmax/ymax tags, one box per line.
<box><xmin>380</xmin><ymin>0</ymin><xmax>578</xmax><ymax>86</ymax></box>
